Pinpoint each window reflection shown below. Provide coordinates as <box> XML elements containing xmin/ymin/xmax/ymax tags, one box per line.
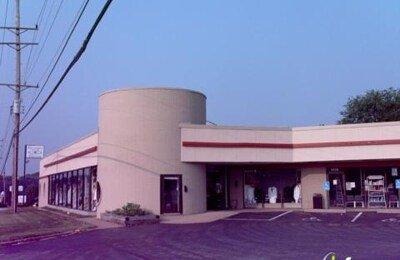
<box><xmin>48</xmin><ymin>166</ymin><xmax>97</xmax><ymax>212</ymax></box>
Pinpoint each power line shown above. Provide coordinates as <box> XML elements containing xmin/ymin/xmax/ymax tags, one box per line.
<box><xmin>0</xmin><ymin>0</ymin><xmax>9</xmax><ymax>69</ymax></box>
<box><xmin>1</xmin><ymin>135</ymin><xmax>12</xmax><ymax>183</ymax></box>
<box><xmin>1</xmin><ymin>137</ymin><xmax>12</xmax><ymax>198</ymax></box>
<box><xmin>20</xmin><ymin>0</ymin><xmax>114</xmax><ymax>133</ymax></box>
<box><xmin>0</xmin><ymin>0</ymin><xmax>113</xmax><ymax>189</ymax></box>
<box><xmin>0</xmin><ymin>0</ymin><xmax>38</xmax><ymax>213</ymax></box>
<box><xmin>25</xmin><ymin>0</ymin><xmax>65</xmax><ymax>82</ymax></box>
<box><xmin>23</xmin><ymin>0</ymin><xmax>56</xmax><ymax>78</ymax></box>
<box><xmin>23</xmin><ymin>0</ymin><xmax>49</xmax><ymax>82</ymax></box>
<box><xmin>23</xmin><ymin>0</ymin><xmax>90</xmax><ymax>122</ymax></box>
<box><xmin>37</xmin><ymin>0</ymin><xmax>89</xmax><ymax>85</ymax></box>
<box><xmin>1</xmin><ymin>109</ymin><xmax>11</xmax><ymax>152</ymax></box>
<box><xmin>0</xmin><ymin>105</ymin><xmax>12</xmax><ymax>197</ymax></box>
<box><xmin>0</xmin><ymin>110</ymin><xmax>11</xmax><ymax>165</ymax></box>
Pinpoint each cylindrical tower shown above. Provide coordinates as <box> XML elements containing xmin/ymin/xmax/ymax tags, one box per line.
<box><xmin>97</xmin><ymin>87</ymin><xmax>206</xmax><ymax>216</ymax></box>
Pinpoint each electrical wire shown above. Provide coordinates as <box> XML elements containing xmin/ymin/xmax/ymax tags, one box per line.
<box><xmin>22</xmin><ymin>0</ymin><xmax>90</xmax><ymax>122</ymax></box>
<box><xmin>1</xmin><ymin>110</ymin><xmax>12</xmax><ymax>195</ymax></box>
<box><xmin>1</xmin><ymin>0</ymin><xmax>113</xmax><ymax>172</ymax></box>
<box><xmin>0</xmin><ymin>0</ymin><xmax>113</xmax><ymax>194</ymax></box>
<box><xmin>23</xmin><ymin>0</ymin><xmax>49</xmax><ymax>82</ymax></box>
<box><xmin>25</xmin><ymin>0</ymin><xmax>64</xmax><ymax>82</ymax></box>
<box><xmin>20</xmin><ymin>0</ymin><xmax>114</xmax><ymax>134</ymax></box>
<box><xmin>0</xmin><ymin>0</ymin><xmax>9</xmax><ymax>69</ymax></box>
<box><xmin>24</xmin><ymin>0</ymin><xmax>57</xmax><ymax>78</ymax></box>
<box><xmin>38</xmin><ymin>0</ymin><xmax>89</xmax><ymax>84</ymax></box>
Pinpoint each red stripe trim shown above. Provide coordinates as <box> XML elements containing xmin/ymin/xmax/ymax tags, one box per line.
<box><xmin>182</xmin><ymin>139</ymin><xmax>400</xmax><ymax>149</ymax></box>
<box><xmin>44</xmin><ymin>146</ymin><xmax>97</xmax><ymax>168</ymax></box>
<box><xmin>227</xmin><ymin>159</ymin><xmax>400</xmax><ymax>169</ymax></box>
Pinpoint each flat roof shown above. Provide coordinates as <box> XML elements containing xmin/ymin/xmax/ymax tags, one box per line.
<box><xmin>180</xmin><ymin>121</ymin><xmax>400</xmax><ymax>132</ymax></box>
<box><xmin>99</xmin><ymin>87</ymin><xmax>206</xmax><ymax>99</ymax></box>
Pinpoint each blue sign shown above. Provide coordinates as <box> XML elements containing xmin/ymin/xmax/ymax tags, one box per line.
<box><xmin>323</xmin><ymin>181</ymin><xmax>330</xmax><ymax>191</ymax></box>
<box><xmin>395</xmin><ymin>179</ymin><xmax>400</xmax><ymax>189</ymax></box>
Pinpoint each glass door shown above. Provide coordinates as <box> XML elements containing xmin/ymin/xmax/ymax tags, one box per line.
<box><xmin>327</xmin><ymin>169</ymin><xmax>345</xmax><ymax>208</ymax></box>
<box><xmin>161</xmin><ymin>175</ymin><xmax>182</xmax><ymax>214</ymax></box>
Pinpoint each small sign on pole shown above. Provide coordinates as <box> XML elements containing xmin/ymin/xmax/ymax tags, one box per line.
<box><xmin>323</xmin><ymin>181</ymin><xmax>330</xmax><ymax>191</ymax></box>
<box><xmin>395</xmin><ymin>179</ymin><xmax>400</xmax><ymax>189</ymax></box>
<box><xmin>26</xmin><ymin>145</ymin><xmax>44</xmax><ymax>159</ymax></box>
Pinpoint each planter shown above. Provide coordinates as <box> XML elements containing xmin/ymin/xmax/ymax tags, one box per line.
<box><xmin>100</xmin><ymin>212</ymin><xmax>159</xmax><ymax>226</ymax></box>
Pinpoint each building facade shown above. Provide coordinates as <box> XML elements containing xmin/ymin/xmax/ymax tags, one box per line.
<box><xmin>39</xmin><ymin>88</ymin><xmax>400</xmax><ymax>216</ymax></box>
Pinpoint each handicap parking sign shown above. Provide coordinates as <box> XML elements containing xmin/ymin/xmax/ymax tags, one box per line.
<box><xmin>323</xmin><ymin>181</ymin><xmax>330</xmax><ymax>191</ymax></box>
<box><xmin>395</xmin><ymin>179</ymin><xmax>400</xmax><ymax>189</ymax></box>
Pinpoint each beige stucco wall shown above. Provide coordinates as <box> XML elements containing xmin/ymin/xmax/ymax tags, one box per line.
<box><xmin>292</xmin><ymin>123</ymin><xmax>400</xmax><ymax>162</ymax></box>
<box><xmin>38</xmin><ymin>133</ymin><xmax>98</xmax><ymax>208</ymax></box>
<box><xmin>181</xmin><ymin>125</ymin><xmax>292</xmax><ymax>163</ymax></box>
<box><xmin>181</xmin><ymin>121</ymin><xmax>400</xmax><ymax>163</ymax></box>
<box><xmin>300</xmin><ymin>167</ymin><xmax>328</xmax><ymax>209</ymax></box>
<box><xmin>39</xmin><ymin>133</ymin><xmax>98</xmax><ymax>178</ymax></box>
<box><xmin>97</xmin><ymin>88</ymin><xmax>206</xmax><ymax>216</ymax></box>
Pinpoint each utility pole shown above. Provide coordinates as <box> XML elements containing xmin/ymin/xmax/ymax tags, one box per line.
<box><xmin>0</xmin><ymin>0</ymin><xmax>38</xmax><ymax>213</ymax></box>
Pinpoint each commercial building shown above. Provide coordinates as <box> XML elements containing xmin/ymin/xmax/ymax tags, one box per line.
<box><xmin>38</xmin><ymin>88</ymin><xmax>400</xmax><ymax>216</ymax></box>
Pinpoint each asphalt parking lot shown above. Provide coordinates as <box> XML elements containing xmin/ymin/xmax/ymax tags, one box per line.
<box><xmin>227</xmin><ymin>210</ymin><xmax>400</xmax><ymax>227</ymax></box>
<box><xmin>2</xmin><ymin>211</ymin><xmax>400</xmax><ymax>259</ymax></box>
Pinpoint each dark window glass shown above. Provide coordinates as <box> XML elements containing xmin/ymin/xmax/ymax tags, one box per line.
<box><xmin>46</xmin><ymin>166</ymin><xmax>96</xmax><ymax>211</ymax></box>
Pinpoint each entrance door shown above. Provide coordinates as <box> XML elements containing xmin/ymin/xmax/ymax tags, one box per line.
<box><xmin>327</xmin><ymin>171</ymin><xmax>345</xmax><ymax>207</ymax></box>
<box><xmin>160</xmin><ymin>175</ymin><xmax>182</xmax><ymax>214</ymax></box>
<box><xmin>206</xmin><ymin>166</ymin><xmax>228</xmax><ymax>210</ymax></box>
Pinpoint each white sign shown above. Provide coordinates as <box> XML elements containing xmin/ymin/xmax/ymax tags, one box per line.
<box><xmin>18</xmin><ymin>195</ymin><xmax>26</xmax><ymax>204</ymax></box>
<box><xmin>9</xmin><ymin>185</ymin><xmax>23</xmax><ymax>192</ymax></box>
<box><xmin>26</xmin><ymin>145</ymin><xmax>44</xmax><ymax>159</ymax></box>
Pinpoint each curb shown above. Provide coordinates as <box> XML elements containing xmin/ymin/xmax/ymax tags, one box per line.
<box><xmin>0</xmin><ymin>227</ymin><xmax>96</xmax><ymax>247</ymax></box>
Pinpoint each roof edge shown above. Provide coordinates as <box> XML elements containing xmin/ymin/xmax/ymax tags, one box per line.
<box><xmin>43</xmin><ymin>131</ymin><xmax>98</xmax><ymax>159</ymax></box>
<box><xmin>99</xmin><ymin>87</ymin><xmax>206</xmax><ymax>99</ymax></box>
<box><xmin>180</xmin><ymin>121</ymin><xmax>400</xmax><ymax>132</ymax></box>
<box><xmin>179</xmin><ymin>123</ymin><xmax>291</xmax><ymax>131</ymax></box>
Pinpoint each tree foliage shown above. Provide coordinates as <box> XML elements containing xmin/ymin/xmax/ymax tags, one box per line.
<box><xmin>339</xmin><ymin>88</ymin><xmax>400</xmax><ymax>124</ymax></box>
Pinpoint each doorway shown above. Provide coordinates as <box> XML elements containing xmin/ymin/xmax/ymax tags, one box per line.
<box><xmin>206</xmin><ymin>165</ymin><xmax>229</xmax><ymax>210</ymax></box>
<box><xmin>327</xmin><ymin>169</ymin><xmax>345</xmax><ymax>208</ymax></box>
<box><xmin>160</xmin><ymin>175</ymin><xmax>182</xmax><ymax>214</ymax></box>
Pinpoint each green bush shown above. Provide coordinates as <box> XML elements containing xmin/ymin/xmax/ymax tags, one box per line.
<box><xmin>110</xmin><ymin>203</ymin><xmax>151</xmax><ymax>216</ymax></box>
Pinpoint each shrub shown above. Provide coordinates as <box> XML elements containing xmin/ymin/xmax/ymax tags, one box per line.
<box><xmin>110</xmin><ymin>203</ymin><xmax>151</xmax><ymax>216</ymax></box>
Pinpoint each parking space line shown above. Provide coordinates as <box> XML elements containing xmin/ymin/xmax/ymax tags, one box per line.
<box><xmin>223</xmin><ymin>218</ymin><xmax>269</xmax><ymax>221</ymax></box>
<box><xmin>268</xmin><ymin>210</ymin><xmax>293</xmax><ymax>221</ymax></box>
<box><xmin>351</xmin><ymin>212</ymin><xmax>363</xmax><ymax>223</ymax></box>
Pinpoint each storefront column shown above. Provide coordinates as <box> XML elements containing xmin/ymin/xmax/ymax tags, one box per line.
<box><xmin>301</xmin><ymin>168</ymin><xmax>328</xmax><ymax>209</ymax></box>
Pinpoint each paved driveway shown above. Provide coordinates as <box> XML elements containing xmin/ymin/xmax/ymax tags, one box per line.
<box><xmin>2</xmin><ymin>211</ymin><xmax>400</xmax><ymax>259</ymax></box>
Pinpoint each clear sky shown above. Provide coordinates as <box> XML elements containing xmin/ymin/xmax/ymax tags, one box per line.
<box><xmin>0</xmin><ymin>0</ymin><xmax>399</xmax><ymax>174</ymax></box>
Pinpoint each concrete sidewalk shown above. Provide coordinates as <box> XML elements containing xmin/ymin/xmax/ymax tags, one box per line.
<box><xmin>161</xmin><ymin>211</ymin><xmax>238</xmax><ymax>224</ymax></box>
<box><xmin>160</xmin><ymin>208</ymin><xmax>296</xmax><ymax>224</ymax></box>
<box><xmin>79</xmin><ymin>216</ymin><xmax>121</xmax><ymax>229</ymax></box>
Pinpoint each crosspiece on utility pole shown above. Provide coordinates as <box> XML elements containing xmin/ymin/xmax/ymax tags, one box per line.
<box><xmin>0</xmin><ymin>25</ymin><xmax>37</xmax><ymax>33</ymax></box>
<box><xmin>0</xmin><ymin>83</ymin><xmax>38</xmax><ymax>92</ymax></box>
<box><xmin>0</xmin><ymin>83</ymin><xmax>38</xmax><ymax>88</ymax></box>
<box><xmin>0</xmin><ymin>42</ymin><xmax>38</xmax><ymax>51</ymax></box>
<box><xmin>0</xmin><ymin>0</ymin><xmax>38</xmax><ymax>213</ymax></box>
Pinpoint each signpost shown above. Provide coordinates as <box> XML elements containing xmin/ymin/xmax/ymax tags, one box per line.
<box><xmin>23</xmin><ymin>145</ymin><xmax>44</xmax><ymax>182</ymax></box>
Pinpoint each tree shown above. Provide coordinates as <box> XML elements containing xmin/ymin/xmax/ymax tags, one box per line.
<box><xmin>339</xmin><ymin>88</ymin><xmax>400</xmax><ymax>124</ymax></box>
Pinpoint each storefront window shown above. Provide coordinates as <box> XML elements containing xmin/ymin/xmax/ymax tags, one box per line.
<box><xmin>47</xmin><ymin>166</ymin><xmax>97</xmax><ymax>212</ymax></box>
<box><xmin>328</xmin><ymin>167</ymin><xmax>400</xmax><ymax>209</ymax></box>
<box><xmin>244</xmin><ymin>169</ymin><xmax>301</xmax><ymax>208</ymax></box>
